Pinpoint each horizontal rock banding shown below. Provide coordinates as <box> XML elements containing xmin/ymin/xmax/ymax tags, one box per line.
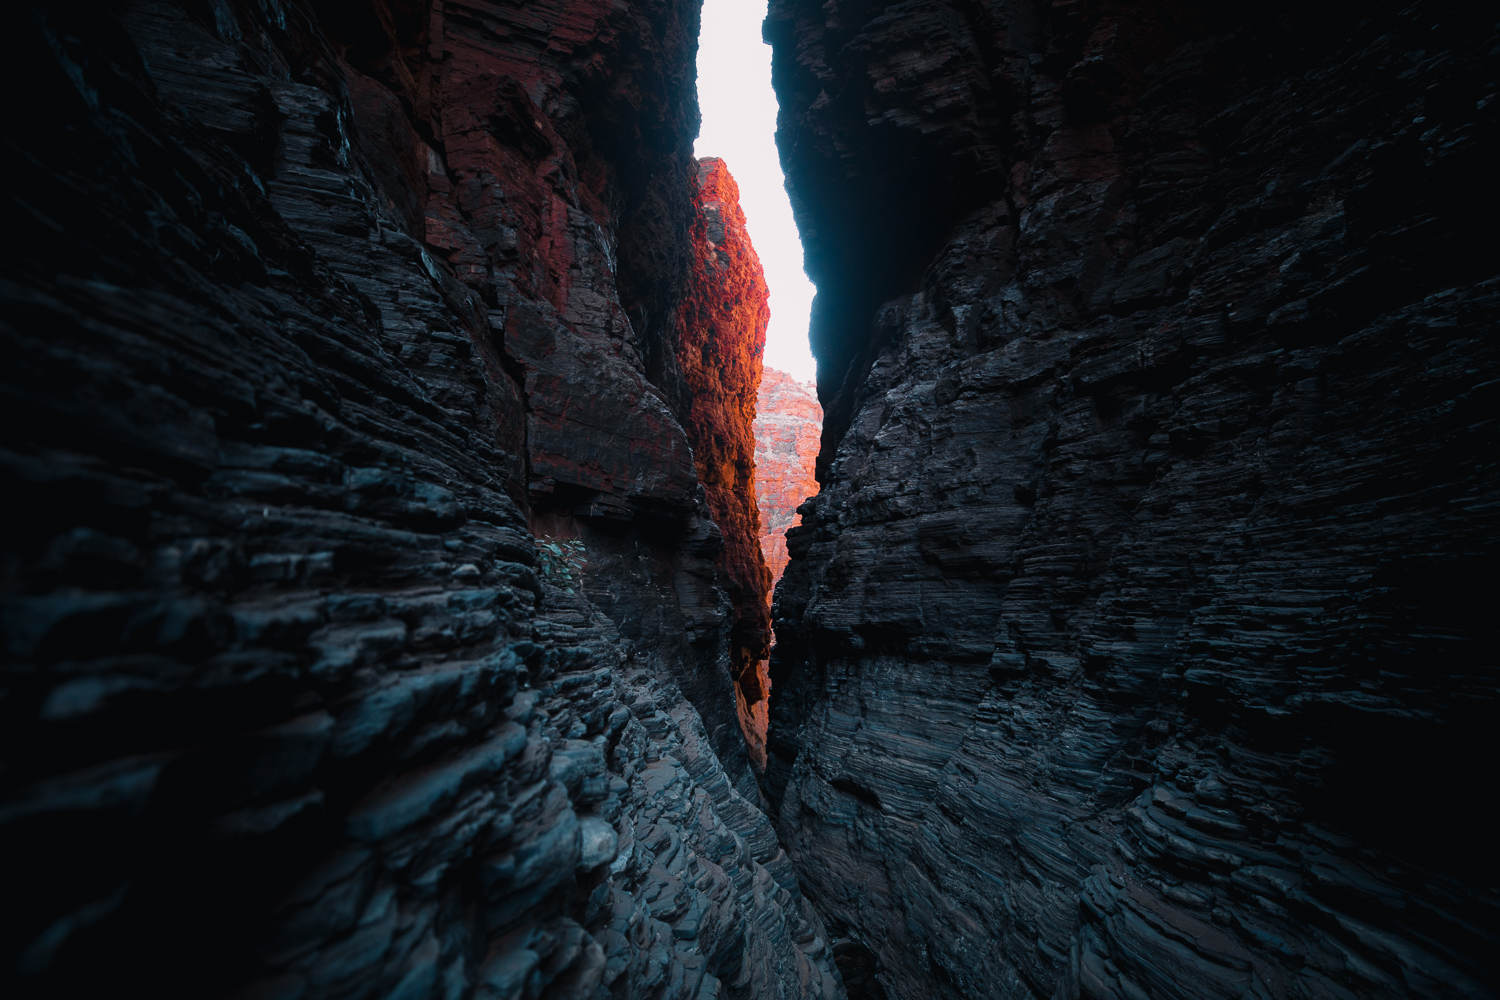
<box><xmin>0</xmin><ymin>1</ymin><xmax>841</xmax><ymax>997</ymax></box>
<box><xmin>765</xmin><ymin>0</ymin><xmax>1500</xmax><ymax>997</ymax></box>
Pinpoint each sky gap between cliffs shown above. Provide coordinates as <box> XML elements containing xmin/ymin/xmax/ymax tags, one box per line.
<box><xmin>695</xmin><ymin>0</ymin><xmax>817</xmax><ymax>383</ymax></box>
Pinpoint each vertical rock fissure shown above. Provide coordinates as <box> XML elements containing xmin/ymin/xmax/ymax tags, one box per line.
<box><xmin>750</xmin><ymin>368</ymin><xmax>823</xmax><ymax>770</ymax></box>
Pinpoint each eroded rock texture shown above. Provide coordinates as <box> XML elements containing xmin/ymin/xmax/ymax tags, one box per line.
<box><xmin>754</xmin><ymin>370</ymin><xmax>824</xmax><ymax>587</ymax></box>
<box><xmin>765</xmin><ymin>0</ymin><xmax>1500</xmax><ymax>998</ymax></box>
<box><xmin>675</xmin><ymin>157</ymin><xmax>774</xmax><ymax>756</ymax></box>
<box><xmin>0</xmin><ymin>1</ymin><xmax>840</xmax><ymax>998</ymax></box>
<box><xmin>747</xmin><ymin>369</ymin><xmax>822</xmax><ymax>772</ymax></box>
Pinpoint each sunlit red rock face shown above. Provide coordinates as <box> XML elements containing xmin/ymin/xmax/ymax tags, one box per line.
<box><xmin>676</xmin><ymin>157</ymin><xmax>775</xmax><ymax>760</ymax></box>
<box><xmin>754</xmin><ymin>369</ymin><xmax>823</xmax><ymax>586</ymax></box>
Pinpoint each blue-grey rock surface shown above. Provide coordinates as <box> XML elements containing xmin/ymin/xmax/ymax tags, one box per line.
<box><xmin>764</xmin><ymin>0</ymin><xmax>1499</xmax><ymax>997</ymax></box>
<box><xmin>0</xmin><ymin>1</ymin><xmax>840</xmax><ymax>998</ymax></box>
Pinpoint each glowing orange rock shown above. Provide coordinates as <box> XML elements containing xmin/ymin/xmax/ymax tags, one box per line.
<box><xmin>754</xmin><ymin>369</ymin><xmax>822</xmax><ymax>587</ymax></box>
<box><xmin>675</xmin><ymin>157</ymin><xmax>774</xmax><ymax>761</ymax></box>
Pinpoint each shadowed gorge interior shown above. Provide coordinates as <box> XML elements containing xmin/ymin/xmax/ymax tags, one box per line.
<box><xmin>2</xmin><ymin>0</ymin><xmax>1496</xmax><ymax>999</ymax></box>
<box><xmin>763</xmin><ymin>0</ymin><xmax>1500</xmax><ymax>997</ymax></box>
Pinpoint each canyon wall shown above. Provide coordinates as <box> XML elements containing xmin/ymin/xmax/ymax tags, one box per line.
<box><xmin>754</xmin><ymin>370</ymin><xmax>824</xmax><ymax>586</ymax></box>
<box><xmin>675</xmin><ymin>157</ymin><xmax>775</xmax><ymax>756</ymax></box>
<box><xmin>746</xmin><ymin>369</ymin><xmax>822</xmax><ymax>770</ymax></box>
<box><xmin>764</xmin><ymin>0</ymin><xmax>1499</xmax><ymax>998</ymax></box>
<box><xmin>0</xmin><ymin>1</ymin><xmax>839</xmax><ymax>998</ymax></box>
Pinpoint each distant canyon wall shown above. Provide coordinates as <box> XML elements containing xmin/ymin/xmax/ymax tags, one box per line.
<box><xmin>746</xmin><ymin>368</ymin><xmax>822</xmax><ymax>769</ymax></box>
<box><xmin>765</xmin><ymin>0</ymin><xmax>1499</xmax><ymax>998</ymax></box>
<box><xmin>755</xmin><ymin>370</ymin><xmax>824</xmax><ymax>587</ymax></box>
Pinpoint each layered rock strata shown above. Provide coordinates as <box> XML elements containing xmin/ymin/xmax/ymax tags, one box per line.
<box><xmin>746</xmin><ymin>369</ymin><xmax>822</xmax><ymax>770</ymax></box>
<box><xmin>675</xmin><ymin>157</ymin><xmax>775</xmax><ymax>757</ymax></box>
<box><xmin>753</xmin><ymin>370</ymin><xmax>823</xmax><ymax>587</ymax></box>
<box><xmin>765</xmin><ymin>0</ymin><xmax>1500</xmax><ymax>998</ymax></box>
<box><xmin>0</xmin><ymin>1</ymin><xmax>840</xmax><ymax>998</ymax></box>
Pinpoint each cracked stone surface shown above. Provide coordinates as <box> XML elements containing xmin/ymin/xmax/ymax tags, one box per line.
<box><xmin>0</xmin><ymin>0</ymin><xmax>839</xmax><ymax>997</ymax></box>
<box><xmin>765</xmin><ymin>0</ymin><xmax>1500</xmax><ymax>997</ymax></box>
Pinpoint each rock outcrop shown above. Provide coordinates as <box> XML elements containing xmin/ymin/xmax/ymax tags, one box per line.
<box><xmin>765</xmin><ymin>0</ymin><xmax>1499</xmax><ymax>998</ymax></box>
<box><xmin>754</xmin><ymin>370</ymin><xmax>823</xmax><ymax>586</ymax></box>
<box><xmin>743</xmin><ymin>367</ymin><xmax>822</xmax><ymax>769</ymax></box>
<box><xmin>675</xmin><ymin>157</ymin><xmax>775</xmax><ymax>757</ymax></box>
<box><xmin>0</xmin><ymin>1</ymin><xmax>840</xmax><ymax>998</ymax></box>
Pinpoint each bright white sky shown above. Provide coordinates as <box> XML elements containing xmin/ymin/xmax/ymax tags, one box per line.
<box><xmin>695</xmin><ymin>0</ymin><xmax>817</xmax><ymax>384</ymax></box>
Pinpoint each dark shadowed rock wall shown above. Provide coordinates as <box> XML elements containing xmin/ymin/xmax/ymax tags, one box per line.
<box><xmin>0</xmin><ymin>1</ymin><xmax>843</xmax><ymax>998</ymax></box>
<box><xmin>765</xmin><ymin>0</ymin><xmax>1499</xmax><ymax>997</ymax></box>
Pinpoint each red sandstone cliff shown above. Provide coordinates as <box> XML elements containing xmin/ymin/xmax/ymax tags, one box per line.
<box><xmin>754</xmin><ymin>369</ymin><xmax>822</xmax><ymax>586</ymax></box>
<box><xmin>675</xmin><ymin>157</ymin><xmax>774</xmax><ymax>758</ymax></box>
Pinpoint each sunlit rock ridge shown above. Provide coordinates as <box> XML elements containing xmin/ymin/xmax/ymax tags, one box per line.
<box><xmin>677</xmin><ymin>156</ymin><xmax>776</xmax><ymax>762</ymax></box>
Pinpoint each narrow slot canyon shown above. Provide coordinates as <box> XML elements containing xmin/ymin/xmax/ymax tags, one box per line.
<box><xmin>1</xmin><ymin>3</ymin><xmax>1495</xmax><ymax>1000</ymax></box>
<box><xmin>749</xmin><ymin>370</ymin><xmax>822</xmax><ymax>768</ymax></box>
<box><xmin>691</xmin><ymin>0</ymin><xmax>825</xmax><ymax>772</ymax></box>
